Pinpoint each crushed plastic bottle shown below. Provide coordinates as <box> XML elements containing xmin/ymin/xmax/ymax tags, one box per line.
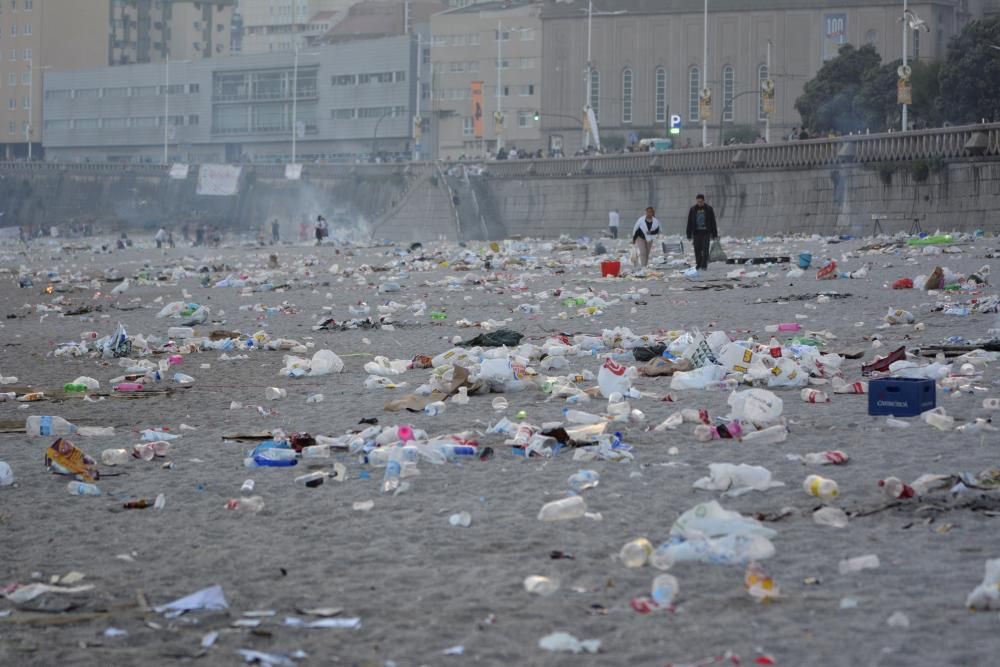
<box><xmin>813</xmin><ymin>506</ymin><xmax>849</xmax><ymax>528</ymax></box>
<box><xmin>524</xmin><ymin>575</ymin><xmax>559</xmax><ymax>596</ymax></box>
<box><xmin>26</xmin><ymin>416</ymin><xmax>77</xmax><ymax>437</ymax></box>
<box><xmin>225</xmin><ymin>496</ymin><xmax>265</xmax><ymax>512</ymax></box>
<box><xmin>803</xmin><ymin>474</ymin><xmax>839</xmax><ymax>499</ymax></box>
<box><xmin>67</xmin><ymin>481</ymin><xmax>102</xmax><ymax>496</ymax></box>
<box><xmin>567</xmin><ymin>469</ymin><xmax>600</xmax><ymax>492</ymax></box>
<box><xmin>839</xmin><ymin>554</ymin><xmax>880</xmax><ymax>574</ymax></box>
<box><xmin>538</xmin><ymin>495</ymin><xmax>587</xmax><ymax>521</ymax></box>
<box><xmin>650</xmin><ymin>573</ymin><xmax>679</xmax><ymax>607</ymax></box>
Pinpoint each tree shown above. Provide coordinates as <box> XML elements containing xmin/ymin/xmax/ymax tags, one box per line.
<box><xmin>938</xmin><ymin>16</ymin><xmax>1000</xmax><ymax>124</ymax></box>
<box><xmin>854</xmin><ymin>59</ymin><xmax>940</xmax><ymax>132</ymax></box>
<box><xmin>795</xmin><ymin>44</ymin><xmax>881</xmax><ymax>134</ymax></box>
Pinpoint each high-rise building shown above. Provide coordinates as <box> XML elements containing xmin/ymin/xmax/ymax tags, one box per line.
<box><xmin>110</xmin><ymin>0</ymin><xmax>236</xmax><ymax>65</ymax></box>
<box><xmin>236</xmin><ymin>0</ymin><xmax>355</xmax><ymax>54</ymax></box>
<box><xmin>0</xmin><ymin>0</ymin><xmax>111</xmax><ymax>160</ymax></box>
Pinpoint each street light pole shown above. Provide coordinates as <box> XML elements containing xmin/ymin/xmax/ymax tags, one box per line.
<box><xmin>163</xmin><ymin>54</ymin><xmax>170</xmax><ymax>164</ymax></box>
<box><xmin>702</xmin><ymin>0</ymin><xmax>708</xmax><ymax>147</ymax></box>
<box><xmin>26</xmin><ymin>60</ymin><xmax>33</xmax><ymax>161</ymax></box>
<box><xmin>496</xmin><ymin>19</ymin><xmax>503</xmax><ymax>153</ymax></box>
<box><xmin>291</xmin><ymin>0</ymin><xmax>300</xmax><ymax>164</ymax></box>
<box><xmin>902</xmin><ymin>0</ymin><xmax>908</xmax><ymax>132</ymax></box>
<box><xmin>765</xmin><ymin>39</ymin><xmax>772</xmax><ymax>143</ymax></box>
<box><xmin>584</xmin><ymin>0</ymin><xmax>592</xmax><ymax>150</ymax></box>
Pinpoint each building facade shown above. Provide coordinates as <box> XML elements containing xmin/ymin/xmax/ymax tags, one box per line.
<box><xmin>430</xmin><ymin>0</ymin><xmax>542</xmax><ymax>159</ymax></box>
<box><xmin>110</xmin><ymin>0</ymin><xmax>236</xmax><ymax>64</ymax></box>
<box><xmin>43</xmin><ymin>35</ymin><xmax>420</xmax><ymax>163</ymax></box>
<box><xmin>0</xmin><ymin>0</ymin><xmax>112</xmax><ymax>160</ymax></box>
<box><xmin>540</xmin><ymin>0</ymin><xmax>984</xmax><ymax>151</ymax></box>
<box><xmin>236</xmin><ymin>0</ymin><xmax>355</xmax><ymax>53</ymax></box>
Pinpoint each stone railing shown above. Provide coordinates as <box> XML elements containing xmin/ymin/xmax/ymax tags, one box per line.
<box><xmin>1</xmin><ymin>123</ymin><xmax>998</xmax><ymax>180</ymax></box>
<box><xmin>478</xmin><ymin>122</ymin><xmax>1000</xmax><ymax>178</ymax></box>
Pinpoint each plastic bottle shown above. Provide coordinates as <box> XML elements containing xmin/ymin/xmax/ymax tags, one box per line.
<box><xmin>922</xmin><ymin>408</ymin><xmax>954</xmax><ymax>431</ymax></box>
<box><xmin>0</xmin><ymin>461</ymin><xmax>14</xmax><ymax>487</ymax></box>
<box><xmin>537</xmin><ymin>495</ymin><xmax>587</xmax><ymax>521</ymax></box>
<box><xmin>765</xmin><ymin>323</ymin><xmax>801</xmax><ymax>333</ymax></box>
<box><xmin>813</xmin><ymin>506</ymin><xmax>849</xmax><ymax>528</ymax></box>
<box><xmin>172</xmin><ymin>373</ymin><xmax>195</xmax><ymax>384</ymax></box>
<box><xmin>740</xmin><ymin>424</ymin><xmax>788</xmax><ymax>444</ymax></box>
<box><xmin>63</xmin><ymin>383</ymin><xmax>88</xmax><ymax>393</ymax></box>
<box><xmin>225</xmin><ymin>496</ymin><xmax>265</xmax><ymax>512</ymax></box>
<box><xmin>167</xmin><ymin>327</ymin><xmax>194</xmax><ymax>339</ymax></box>
<box><xmin>651</xmin><ymin>573</ymin><xmax>680</xmax><ymax>607</ymax></box>
<box><xmin>101</xmin><ymin>449</ymin><xmax>130</xmax><ymax>466</ymax></box>
<box><xmin>424</xmin><ymin>401</ymin><xmax>446</xmax><ymax>416</ymax></box>
<box><xmin>768</xmin><ymin>337</ymin><xmax>782</xmax><ymax>358</ymax></box>
<box><xmin>434</xmin><ymin>443</ymin><xmax>477</xmax><ymax>461</ymax></box>
<box><xmin>800</xmin><ymin>388</ymin><xmax>830</xmax><ymax>403</ymax></box>
<box><xmin>567</xmin><ymin>469</ymin><xmax>600</xmax><ymax>492</ymax></box>
<box><xmin>26</xmin><ymin>415</ymin><xmax>77</xmax><ymax>436</ymax></box>
<box><xmin>802</xmin><ymin>450</ymin><xmax>849</xmax><ymax>465</ymax></box>
<box><xmin>114</xmin><ymin>383</ymin><xmax>145</xmax><ymax>392</ymax></box>
<box><xmin>430</xmin><ymin>311</ymin><xmax>448</xmax><ymax>320</ymax></box>
<box><xmin>67</xmin><ymin>481</ymin><xmax>102</xmax><ymax>496</ymax></box>
<box><xmin>803</xmin><ymin>474</ymin><xmax>839</xmax><ymax>500</ymax></box>
<box><xmin>240</xmin><ymin>479</ymin><xmax>255</xmax><ymax>494</ymax></box>
<box><xmin>879</xmin><ymin>477</ymin><xmax>915</xmax><ymax>499</ymax></box>
<box><xmin>620</xmin><ymin>538</ymin><xmax>654</xmax><ymax>568</ymax></box>
<box><xmin>563</xmin><ymin>408</ymin><xmax>605</xmax><ymax>425</ymax></box>
<box><xmin>381</xmin><ymin>448</ymin><xmax>403</xmax><ymax>494</ymax></box>
<box><xmin>251</xmin><ymin>448</ymin><xmax>297</xmax><ymax>467</ymax></box>
<box><xmin>80</xmin><ymin>331</ymin><xmax>99</xmax><ymax>340</ymax></box>
<box><xmin>839</xmin><ymin>554</ymin><xmax>880</xmax><ymax>574</ymax></box>
<box><xmin>167</xmin><ymin>355</ymin><xmax>184</xmax><ymax>365</ymax></box>
<box><xmin>300</xmin><ymin>444</ymin><xmax>331</xmax><ymax>459</ymax></box>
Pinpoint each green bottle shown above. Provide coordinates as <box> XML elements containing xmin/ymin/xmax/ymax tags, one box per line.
<box><xmin>430</xmin><ymin>311</ymin><xmax>448</xmax><ymax>320</ymax></box>
<box><xmin>63</xmin><ymin>383</ymin><xmax>88</xmax><ymax>393</ymax></box>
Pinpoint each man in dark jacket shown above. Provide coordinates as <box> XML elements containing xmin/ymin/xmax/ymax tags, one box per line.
<box><xmin>686</xmin><ymin>194</ymin><xmax>719</xmax><ymax>270</ymax></box>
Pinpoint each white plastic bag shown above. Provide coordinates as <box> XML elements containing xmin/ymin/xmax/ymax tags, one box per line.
<box><xmin>670</xmin><ymin>364</ymin><xmax>725</xmax><ymax>390</ymax></box>
<box><xmin>597</xmin><ymin>358</ymin><xmax>631</xmax><ymax>398</ymax></box>
<box><xmin>692</xmin><ymin>463</ymin><xmax>785</xmax><ymax>497</ymax></box>
<box><xmin>308</xmin><ymin>349</ymin><xmax>344</xmax><ymax>376</ymax></box>
<box><xmin>728</xmin><ymin>388</ymin><xmax>784</xmax><ymax>423</ymax></box>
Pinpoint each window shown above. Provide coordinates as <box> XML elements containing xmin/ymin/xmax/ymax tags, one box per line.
<box><xmin>865</xmin><ymin>29</ymin><xmax>879</xmax><ymax>45</ymax></box>
<box><xmin>103</xmin><ymin>86</ymin><xmax>129</xmax><ymax>97</ymax></box>
<box><xmin>161</xmin><ymin>115</ymin><xmax>183</xmax><ymax>126</ymax></box>
<box><xmin>45</xmin><ymin>120</ymin><xmax>71</xmax><ymax>130</ymax></box>
<box><xmin>6</xmin><ymin>72</ymin><xmax>14</xmax><ymax>85</ymax></box>
<box><xmin>422</xmin><ymin>47</ymin><xmax>430</xmax><ymax>65</ymax></box>
<box><xmin>23</xmin><ymin>47</ymin><xmax>29</xmax><ymax>60</ymax></box>
<box><xmin>45</xmin><ymin>89</ymin><xmax>71</xmax><ymax>100</ymax></box>
<box><xmin>102</xmin><ymin>117</ymin><xmax>128</xmax><ymax>128</ymax></box>
<box><xmin>10</xmin><ymin>48</ymin><xmax>15</xmax><ymax>61</ymax></box>
<box><xmin>7</xmin><ymin>121</ymin><xmax>14</xmax><ymax>134</ymax></box>
<box><xmin>495</xmin><ymin>29</ymin><xmax>510</xmax><ymax>41</ymax></box>
<box><xmin>655</xmin><ymin>67</ymin><xmax>666</xmax><ymax>124</ymax></box>
<box><xmin>621</xmin><ymin>67</ymin><xmax>633</xmax><ymax>124</ymax></box>
<box><xmin>74</xmin><ymin>118</ymin><xmax>99</xmax><ymax>129</ymax></box>
<box><xmin>519</xmin><ymin>84</ymin><xmax>534</xmax><ymax>96</ymax></box>
<box><xmin>469</xmin><ymin>33</ymin><xmax>479</xmax><ymax>46</ymax></box>
<box><xmin>394</xmin><ymin>71</ymin><xmax>405</xmax><ymax>82</ymax></box>
<box><xmin>913</xmin><ymin>29</ymin><xmax>920</xmax><ymax>59</ymax></box>
<box><xmin>520</xmin><ymin>28</ymin><xmax>535</xmax><ymax>41</ymax></box>
<box><xmin>7</xmin><ymin>97</ymin><xmax>13</xmax><ymax>109</ymax></box>
<box><xmin>519</xmin><ymin>57</ymin><xmax>534</xmax><ymax>69</ymax></box>
<box><xmin>468</xmin><ymin>60</ymin><xmax>479</xmax><ymax>73</ymax></box>
<box><xmin>722</xmin><ymin>64</ymin><xmax>734</xmax><ymax>122</ymax></box>
<box><xmin>21</xmin><ymin>94</ymin><xmax>27</xmax><ymax>108</ymax></box>
<box><xmin>20</xmin><ymin>70</ymin><xmax>28</xmax><ymax>84</ymax></box>
<box><xmin>331</xmin><ymin>74</ymin><xmax>355</xmax><ymax>86</ymax></box>
<box><xmin>75</xmin><ymin>88</ymin><xmax>99</xmax><ymax>99</ymax></box>
<box><xmin>589</xmin><ymin>67</ymin><xmax>599</xmax><ymax>120</ymax></box>
<box><xmin>462</xmin><ymin>116</ymin><xmax>473</xmax><ymax>136</ymax></box>
<box><xmin>449</xmin><ymin>61</ymin><xmax>464</xmax><ymax>72</ymax></box>
<box><xmin>189</xmin><ymin>83</ymin><xmax>199</xmax><ymax>94</ymax></box>
<box><xmin>421</xmin><ymin>82</ymin><xmax>429</xmax><ymax>99</ymax></box>
<box><xmin>132</xmin><ymin>116</ymin><xmax>158</xmax><ymax>128</ymax></box>
<box><xmin>757</xmin><ymin>64</ymin><xmax>769</xmax><ymax>120</ymax></box>
<box><xmin>331</xmin><ymin>108</ymin><xmax>354</xmax><ymax>119</ymax></box>
<box><xmin>23</xmin><ymin>22</ymin><xmax>29</xmax><ymax>34</ymax></box>
<box><xmin>688</xmin><ymin>66</ymin><xmax>700</xmax><ymax>121</ymax></box>
<box><xmin>188</xmin><ymin>115</ymin><xmax>199</xmax><ymax>125</ymax></box>
<box><xmin>10</xmin><ymin>24</ymin><xmax>15</xmax><ymax>36</ymax></box>
<box><xmin>518</xmin><ymin>110</ymin><xmax>532</xmax><ymax>128</ymax></box>
<box><xmin>495</xmin><ymin>58</ymin><xmax>509</xmax><ymax>70</ymax></box>
<box><xmin>159</xmin><ymin>84</ymin><xmax>183</xmax><ymax>95</ymax></box>
<box><xmin>133</xmin><ymin>85</ymin><xmax>158</xmax><ymax>96</ymax></box>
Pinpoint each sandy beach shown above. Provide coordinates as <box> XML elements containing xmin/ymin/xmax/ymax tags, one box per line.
<box><xmin>1</xmin><ymin>230</ymin><xmax>998</xmax><ymax>667</ymax></box>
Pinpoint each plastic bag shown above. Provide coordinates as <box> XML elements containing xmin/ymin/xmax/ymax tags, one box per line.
<box><xmin>597</xmin><ymin>358</ymin><xmax>631</xmax><ymax>398</ymax></box>
<box><xmin>308</xmin><ymin>349</ymin><xmax>344</xmax><ymax>376</ymax></box>
<box><xmin>966</xmin><ymin>559</ymin><xmax>1000</xmax><ymax>610</ymax></box>
<box><xmin>709</xmin><ymin>238</ymin><xmax>727</xmax><ymax>262</ymax></box>
<box><xmin>692</xmin><ymin>463</ymin><xmax>784</xmax><ymax>497</ymax></box>
<box><xmin>728</xmin><ymin>388</ymin><xmax>784</xmax><ymax>423</ymax></box>
<box><xmin>669</xmin><ymin>363</ymin><xmax>726</xmax><ymax>390</ymax></box>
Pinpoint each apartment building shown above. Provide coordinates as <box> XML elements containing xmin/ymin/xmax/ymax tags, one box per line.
<box><xmin>430</xmin><ymin>0</ymin><xmax>542</xmax><ymax>159</ymax></box>
<box><xmin>0</xmin><ymin>0</ymin><xmax>111</xmax><ymax>160</ymax></box>
<box><xmin>42</xmin><ymin>35</ymin><xmax>420</xmax><ymax>163</ymax></box>
<box><xmin>236</xmin><ymin>0</ymin><xmax>354</xmax><ymax>53</ymax></box>
<box><xmin>110</xmin><ymin>0</ymin><xmax>236</xmax><ymax>64</ymax></box>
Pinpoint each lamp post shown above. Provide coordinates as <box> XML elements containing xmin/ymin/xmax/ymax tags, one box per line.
<box><xmin>163</xmin><ymin>56</ymin><xmax>191</xmax><ymax>164</ymax></box>
<box><xmin>702</xmin><ymin>0</ymin><xmax>709</xmax><ymax>147</ymax></box>
<box><xmin>765</xmin><ymin>39</ymin><xmax>772</xmax><ymax>144</ymax></box>
<box><xmin>900</xmin><ymin>3</ymin><xmax>928</xmax><ymax>132</ymax></box>
<box><xmin>578</xmin><ymin>2</ymin><xmax>625</xmax><ymax>150</ymax></box>
<box><xmin>371</xmin><ymin>108</ymin><xmax>395</xmax><ymax>161</ymax></box>
<box><xmin>26</xmin><ymin>62</ymin><xmax>51</xmax><ymax>161</ymax></box>
<box><xmin>901</xmin><ymin>0</ymin><xmax>909</xmax><ymax>132</ymax></box>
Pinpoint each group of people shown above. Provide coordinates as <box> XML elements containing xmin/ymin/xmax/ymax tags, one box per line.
<box><xmin>609</xmin><ymin>194</ymin><xmax>720</xmax><ymax>271</ymax></box>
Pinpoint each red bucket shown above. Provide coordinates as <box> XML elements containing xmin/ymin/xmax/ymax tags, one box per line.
<box><xmin>600</xmin><ymin>260</ymin><xmax>621</xmax><ymax>277</ymax></box>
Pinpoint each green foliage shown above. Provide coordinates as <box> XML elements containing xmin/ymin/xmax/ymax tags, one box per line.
<box><xmin>939</xmin><ymin>17</ymin><xmax>1000</xmax><ymax>124</ymax></box>
<box><xmin>854</xmin><ymin>58</ymin><xmax>903</xmax><ymax>132</ymax></box>
<box><xmin>795</xmin><ymin>44</ymin><xmax>881</xmax><ymax>134</ymax></box>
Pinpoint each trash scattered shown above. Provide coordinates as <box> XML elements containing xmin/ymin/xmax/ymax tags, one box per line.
<box><xmin>965</xmin><ymin>559</ymin><xmax>1000</xmax><ymax>610</ymax></box>
<box><xmin>538</xmin><ymin>631</ymin><xmax>601</xmax><ymax>654</ymax></box>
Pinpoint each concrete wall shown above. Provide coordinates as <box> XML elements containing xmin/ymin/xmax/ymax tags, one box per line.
<box><xmin>474</xmin><ymin>159</ymin><xmax>1000</xmax><ymax>238</ymax></box>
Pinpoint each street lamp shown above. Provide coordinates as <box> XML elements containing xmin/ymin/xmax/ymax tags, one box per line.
<box><xmin>290</xmin><ymin>50</ymin><xmax>319</xmax><ymax>165</ymax></box>
<box><xmin>900</xmin><ymin>3</ymin><xmax>929</xmax><ymax>132</ymax></box>
<box><xmin>578</xmin><ymin>1</ymin><xmax>625</xmax><ymax>150</ymax></box>
<box><xmin>702</xmin><ymin>0</ymin><xmax>709</xmax><ymax>147</ymax></box>
<box><xmin>26</xmin><ymin>63</ymin><xmax>52</xmax><ymax>161</ymax></box>
<box><xmin>371</xmin><ymin>107</ymin><xmax>395</xmax><ymax>162</ymax></box>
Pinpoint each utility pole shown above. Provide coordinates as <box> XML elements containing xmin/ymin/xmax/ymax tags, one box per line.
<box><xmin>583</xmin><ymin>0</ymin><xmax>592</xmax><ymax>150</ymax></box>
<box><xmin>413</xmin><ymin>32</ymin><xmax>422</xmax><ymax>162</ymax></box>
<box><xmin>765</xmin><ymin>39</ymin><xmax>771</xmax><ymax>143</ymax></box>
<box><xmin>901</xmin><ymin>0</ymin><xmax>909</xmax><ymax>132</ymax></box>
<box><xmin>291</xmin><ymin>0</ymin><xmax>299</xmax><ymax>164</ymax></box>
<box><xmin>496</xmin><ymin>20</ymin><xmax>503</xmax><ymax>153</ymax></box>
<box><xmin>702</xmin><ymin>0</ymin><xmax>708</xmax><ymax>147</ymax></box>
<box><xmin>163</xmin><ymin>54</ymin><xmax>170</xmax><ymax>164</ymax></box>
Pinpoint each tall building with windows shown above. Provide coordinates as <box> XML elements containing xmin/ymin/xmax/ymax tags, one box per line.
<box><xmin>42</xmin><ymin>35</ymin><xmax>421</xmax><ymax>163</ymax></box>
<box><xmin>541</xmin><ymin>0</ymin><xmax>987</xmax><ymax>150</ymax></box>
<box><xmin>109</xmin><ymin>0</ymin><xmax>236</xmax><ymax>64</ymax></box>
<box><xmin>430</xmin><ymin>0</ymin><xmax>542</xmax><ymax>159</ymax></box>
<box><xmin>236</xmin><ymin>0</ymin><xmax>355</xmax><ymax>53</ymax></box>
<box><xmin>0</xmin><ymin>0</ymin><xmax>111</xmax><ymax>160</ymax></box>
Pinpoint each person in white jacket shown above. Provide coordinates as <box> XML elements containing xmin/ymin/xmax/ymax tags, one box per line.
<box><xmin>631</xmin><ymin>207</ymin><xmax>660</xmax><ymax>268</ymax></box>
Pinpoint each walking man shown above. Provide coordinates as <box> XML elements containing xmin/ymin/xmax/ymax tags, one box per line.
<box><xmin>608</xmin><ymin>208</ymin><xmax>620</xmax><ymax>240</ymax></box>
<box><xmin>631</xmin><ymin>206</ymin><xmax>661</xmax><ymax>269</ymax></box>
<box><xmin>686</xmin><ymin>194</ymin><xmax>719</xmax><ymax>271</ymax></box>
<box><xmin>271</xmin><ymin>219</ymin><xmax>280</xmax><ymax>244</ymax></box>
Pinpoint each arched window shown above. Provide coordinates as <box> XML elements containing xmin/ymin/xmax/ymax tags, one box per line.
<box><xmin>687</xmin><ymin>66</ymin><xmax>700</xmax><ymax>122</ymax></box>
<box><xmin>757</xmin><ymin>63</ymin><xmax>769</xmax><ymax>121</ymax></box>
<box><xmin>621</xmin><ymin>67</ymin><xmax>633</xmax><ymax>124</ymax></box>
<box><xmin>654</xmin><ymin>67</ymin><xmax>666</xmax><ymax>124</ymax></box>
<box><xmin>722</xmin><ymin>64</ymin><xmax>734</xmax><ymax>122</ymax></box>
<box><xmin>589</xmin><ymin>67</ymin><xmax>600</xmax><ymax>120</ymax></box>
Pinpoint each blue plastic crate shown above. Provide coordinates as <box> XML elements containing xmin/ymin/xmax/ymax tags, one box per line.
<box><xmin>868</xmin><ymin>378</ymin><xmax>936</xmax><ymax>417</ymax></box>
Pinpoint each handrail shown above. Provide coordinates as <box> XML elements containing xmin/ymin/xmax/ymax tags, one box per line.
<box><xmin>2</xmin><ymin>123</ymin><xmax>998</xmax><ymax>180</ymax></box>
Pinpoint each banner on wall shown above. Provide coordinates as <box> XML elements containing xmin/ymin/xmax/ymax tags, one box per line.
<box><xmin>196</xmin><ymin>164</ymin><xmax>242</xmax><ymax>196</ymax></box>
<box><xmin>471</xmin><ymin>81</ymin><xmax>484</xmax><ymax>138</ymax></box>
<box><xmin>168</xmin><ymin>163</ymin><xmax>189</xmax><ymax>180</ymax></box>
<box><xmin>823</xmin><ymin>13</ymin><xmax>847</xmax><ymax>60</ymax></box>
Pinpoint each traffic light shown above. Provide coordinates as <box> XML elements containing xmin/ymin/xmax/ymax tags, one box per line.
<box><xmin>669</xmin><ymin>114</ymin><xmax>682</xmax><ymax>135</ymax></box>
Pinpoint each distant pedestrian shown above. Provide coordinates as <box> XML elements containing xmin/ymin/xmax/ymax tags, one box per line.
<box><xmin>608</xmin><ymin>208</ymin><xmax>620</xmax><ymax>240</ymax></box>
<box><xmin>686</xmin><ymin>194</ymin><xmax>719</xmax><ymax>271</ymax></box>
<box><xmin>271</xmin><ymin>219</ymin><xmax>280</xmax><ymax>244</ymax></box>
<box><xmin>154</xmin><ymin>227</ymin><xmax>167</xmax><ymax>249</ymax></box>
<box><xmin>315</xmin><ymin>215</ymin><xmax>328</xmax><ymax>245</ymax></box>
<box><xmin>631</xmin><ymin>206</ymin><xmax>660</xmax><ymax>269</ymax></box>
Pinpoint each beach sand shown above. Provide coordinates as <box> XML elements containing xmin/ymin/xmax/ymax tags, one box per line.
<box><xmin>0</xmin><ymin>232</ymin><xmax>998</xmax><ymax>667</ymax></box>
